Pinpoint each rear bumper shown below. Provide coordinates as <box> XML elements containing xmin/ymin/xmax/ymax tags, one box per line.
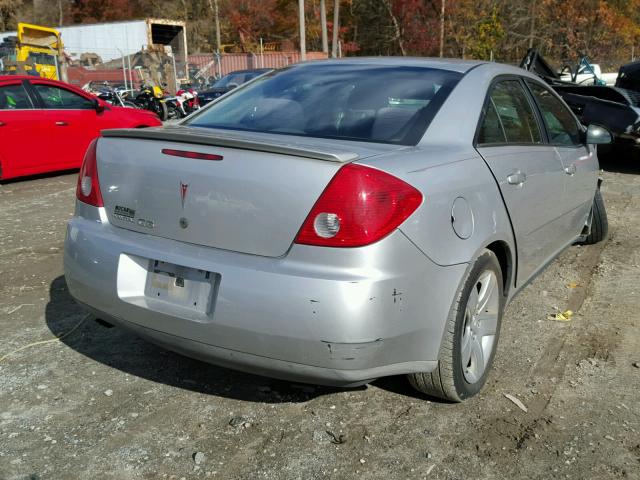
<box><xmin>64</xmin><ymin>204</ymin><xmax>467</xmax><ymax>386</ymax></box>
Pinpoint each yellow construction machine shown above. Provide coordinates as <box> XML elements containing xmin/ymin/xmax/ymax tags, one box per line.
<box><xmin>0</xmin><ymin>23</ymin><xmax>64</xmax><ymax>79</ymax></box>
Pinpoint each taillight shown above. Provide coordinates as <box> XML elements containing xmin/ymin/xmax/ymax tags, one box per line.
<box><xmin>294</xmin><ymin>164</ymin><xmax>423</xmax><ymax>247</ymax></box>
<box><xmin>76</xmin><ymin>138</ymin><xmax>103</xmax><ymax>207</ymax></box>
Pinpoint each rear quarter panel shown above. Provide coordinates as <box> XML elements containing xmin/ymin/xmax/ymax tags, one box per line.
<box><xmin>358</xmin><ymin>63</ymin><xmax>546</xmax><ymax>295</ymax></box>
<box><xmin>361</xmin><ymin>147</ymin><xmax>516</xmax><ymax>275</ymax></box>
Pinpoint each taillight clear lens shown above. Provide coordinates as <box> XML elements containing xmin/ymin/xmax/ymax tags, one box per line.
<box><xmin>76</xmin><ymin>138</ymin><xmax>104</xmax><ymax>207</ymax></box>
<box><xmin>313</xmin><ymin>212</ymin><xmax>341</xmax><ymax>238</ymax></box>
<box><xmin>294</xmin><ymin>164</ymin><xmax>423</xmax><ymax>247</ymax></box>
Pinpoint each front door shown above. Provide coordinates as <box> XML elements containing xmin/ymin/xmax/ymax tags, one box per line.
<box><xmin>526</xmin><ymin>80</ymin><xmax>599</xmax><ymax>239</ymax></box>
<box><xmin>475</xmin><ymin>79</ymin><xmax>568</xmax><ymax>286</ymax></box>
<box><xmin>29</xmin><ymin>81</ymin><xmax>99</xmax><ymax>170</ymax></box>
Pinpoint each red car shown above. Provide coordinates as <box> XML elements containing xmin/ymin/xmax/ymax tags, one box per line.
<box><xmin>0</xmin><ymin>76</ymin><xmax>161</xmax><ymax>180</ymax></box>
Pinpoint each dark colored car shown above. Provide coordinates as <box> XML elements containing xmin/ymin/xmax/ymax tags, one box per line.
<box><xmin>199</xmin><ymin>69</ymin><xmax>271</xmax><ymax>105</ymax></box>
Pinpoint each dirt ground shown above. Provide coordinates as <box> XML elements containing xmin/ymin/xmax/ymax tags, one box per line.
<box><xmin>0</xmin><ymin>156</ymin><xmax>639</xmax><ymax>480</ymax></box>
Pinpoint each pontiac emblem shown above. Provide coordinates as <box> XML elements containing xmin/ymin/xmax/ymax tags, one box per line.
<box><xmin>179</xmin><ymin>181</ymin><xmax>189</xmax><ymax>209</ymax></box>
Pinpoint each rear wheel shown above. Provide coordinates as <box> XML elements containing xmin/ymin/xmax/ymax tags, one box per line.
<box><xmin>579</xmin><ymin>189</ymin><xmax>608</xmax><ymax>245</ymax></box>
<box><xmin>157</xmin><ymin>101</ymin><xmax>168</xmax><ymax>121</ymax></box>
<box><xmin>408</xmin><ymin>249</ymin><xmax>504</xmax><ymax>402</ymax></box>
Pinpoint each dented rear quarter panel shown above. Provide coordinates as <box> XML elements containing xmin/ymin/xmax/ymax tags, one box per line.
<box><xmin>360</xmin><ymin>146</ymin><xmax>516</xmax><ymax>295</ymax></box>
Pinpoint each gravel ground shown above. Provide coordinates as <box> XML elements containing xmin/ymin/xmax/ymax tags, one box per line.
<box><xmin>0</xmin><ymin>156</ymin><xmax>639</xmax><ymax>480</ymax></box>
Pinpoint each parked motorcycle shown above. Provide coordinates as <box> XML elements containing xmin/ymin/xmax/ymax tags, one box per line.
<box><xmin>96</xmin><ymin>86</ymin><xmax>138</xmax><ymax>108</ymax></box>
<box><xmin>164</xmin><ymin>96</ymin><xmax>186</xmax><ymax>120</ymax></box>
<box><xmin>176</xmin><ymin>86</ymin><xmax>200</xmax><ymax>115</ymax></box>
<box><xmin>162</xmin><ymin>87</ymin><xmax>201</xmax><ymax>120</ymax></box>
<box><xmin>134</xmin><ymin>84</ymin><xmax>168</xmax><ymax>121</ymax></box>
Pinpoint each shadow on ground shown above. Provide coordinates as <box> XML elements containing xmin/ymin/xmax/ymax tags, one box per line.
<box><xmin>45</xmin><ymin>275</ymin><xmax>371</xmax><ymax>404</ymax></box>
<box><xmin>0</xmin><ymin>168</ymin><xmax>79</xmax><ymax>185</ymax></box>
<box><xmin>598</xmin><ymin>145</ymin><xmax>640</xmax><ymax>174</ymax></box>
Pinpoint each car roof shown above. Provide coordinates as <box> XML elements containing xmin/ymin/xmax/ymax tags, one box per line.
<box><xmin>0</xmin><ymin>75</ymin><xmax>96</xmax><ymax>98</ymax></box>
<box><xmin>294</xmin><ymin>57</ymin><xmax>488</xmax><ymax>73</ymax></box>
<box><xmin>225</xmin><ymin>69</ymin><xmax>271</xmax><ymax>75</ymax></box>
<box><xmin>0</xmin><ymin>75</ymin><xmax>38</xmax><ymax>82</ymax></box>
<box><xmin>0</xmin><ymin>75</ymin><xmax>62</xmax><ymax>83</ymax></box>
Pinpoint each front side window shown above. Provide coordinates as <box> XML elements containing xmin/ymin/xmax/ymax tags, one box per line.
<box><xmin>187</xmin><ymin>64</ymin><xmax>463</xmax><ymax>145</ymax></box>
<box><xmin>486</xmin><ymin>80</ymin><xmax>542</xmax><ymax>144</ymax></box>
<box><xmin>32</xmin><ymin>84</ymin><xmax>95</xmax><ymax>110</ymax></box>
<box><xmin>0</xmin><ymin>83</ymin><xmax>33</xmax><ymax>109</ymax></box>
<box><xmin>527</xmin><ymin>81</ymin><xmax>582</xmax><ymax>146</ymax></box>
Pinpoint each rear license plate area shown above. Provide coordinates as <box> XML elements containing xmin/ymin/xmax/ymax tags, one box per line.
<box><xmin>144</xmin><ymin>260</ymin><xmax>214</xmax><ymax>314</ymax></box>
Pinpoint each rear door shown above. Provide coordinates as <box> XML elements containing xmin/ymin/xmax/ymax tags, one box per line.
<box><xmin>526</xmin><ymin>80</ymin><xmax>598</xmax><ymax>238</ymax></box>
<box><xmin>0</xmin><ymin>80</ymin><xmax>40</xmax><ymax>178</ymax></box>
<box><xmin>28</xmin><ymin>81</ymin><xmax>99</xmax><ymax>170</ymax></box>
<box><xmin>475</xmin><ymin>78</ymin><xmax>568</xmax><ymax>285</ymax></box>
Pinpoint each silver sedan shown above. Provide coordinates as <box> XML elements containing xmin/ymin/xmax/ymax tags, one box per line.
<box><xmin>64</xmin><ymin>58</ymin><xmax>609</xmax><ymax>401</ymax></box>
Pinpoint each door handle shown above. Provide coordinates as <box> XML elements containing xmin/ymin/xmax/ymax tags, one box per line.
<box><xmin>0</xmin><ymin>121</ymin><xmax>5</xmax><ymax>126</ymax></box>
<box><xmin>564</xmin><ymin>164</ymin><xmax>577</xmax><ymax>175</ymax></box>
<box><xmin>507</xmin><ymin>171</ymin><xmax>527</xmax><ymax>186</ymax></box>
<box><xmin>55</xmin><ymin>121</ymin><xmax>68</xmax><ymax>126</ymax></box>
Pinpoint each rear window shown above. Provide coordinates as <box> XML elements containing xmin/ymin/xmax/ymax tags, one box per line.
<box><xmin>186</xmin><ymin>64</ymin><xmax>463</xmax><ymax>145</ymax></box>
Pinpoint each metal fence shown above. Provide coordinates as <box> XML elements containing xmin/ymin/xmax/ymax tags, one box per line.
<box><xmin>40</xmin><ymin>50</ymin><xmax>328</xmax><ymax>92</ymax></box>
<box><xmin>62</xmin><ymin>50</ymin><xmax>328</xmax><ymax>91</ymax></box>
<box><xmin>189</xmin><ymin>51</ymin><xmax>328</xmax><ymax>83</ymax></box>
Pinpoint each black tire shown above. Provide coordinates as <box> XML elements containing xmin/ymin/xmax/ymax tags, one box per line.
<box><xmin>408</xmin><ymin>249</ymin><xmax>504</xmax><ymax>402</ymax></box>
<box><xmin>580</xmin><ymin>189</ymin><xmax>608</xmax><ymax>245</ymax></box>
<box><xmin>157</xmin><ymin>101</ymin><xmax>168</xmax><ymax>121</ymax></box>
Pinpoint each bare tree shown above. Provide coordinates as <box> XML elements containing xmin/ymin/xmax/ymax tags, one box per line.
<box><xmin>331</xmin><ymin>0</ymin><xmax>339</xmax><ymax>58</ymax></box>
<box><xmin>320</xmin><ymin>0</ymin><xmax>328</xmax><ymax>54</ymax></box>
<box><xmin>383</xmin><ymin>0</ymin><xmax>405</xmax><ymax>56</ymax></box>
<box><xmin>206</xmin><ymin>0</ymin><xmax>221</xmax><ymax>52</ymax></box>
<box><xmin>299</xmin><ymin>0</ymin><xmax>306</xmax><ymax>60</ymax></box>
<box><xmin>439</xmin><ymin>0</ymin><xmax>445</xmax><ymax>57</ymax></box>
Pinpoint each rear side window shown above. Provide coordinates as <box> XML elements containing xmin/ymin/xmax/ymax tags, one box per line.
<box><xmin>32</xmin><ymin>84</ymin><xmax>95</xmax><ymax>110</ymax></box>
<box><xmin>527</xmin><ymin>82</ymin><xmax>582</xmax><ymax>146</ymax></box>
<box><xmin>478</xmin><ymin>100</ymin><xmax>506</xmax><ymax>144</ymax></box>
<box><xmin>480</xmin><ymin>80</ymin><xmax>542</xmax><ymax>145</ymax></box>
<box><xmin>187</xmin><ymin>64</ymin><xmax>463</xmax><ymax>145</ymax></box>
<box><xmin>0</xmin><ymin>83</ymin><xmax>33</xmax><ymax>109</ymax></box>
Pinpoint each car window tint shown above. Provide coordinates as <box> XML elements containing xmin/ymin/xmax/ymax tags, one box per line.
<box><xmin>478</xmin><ymin>99</ymin><xmax>506</xmax><ymax>144</ymax></box>
<box><xmin>527</xmin><ymin>82</ymin><xmax>582</xmax><ymax>146</ymax></box>
<box><xmin>33</xmin><ymin>84</ymin><xmax>95</xmax><ymax>110</ymax></box>
<box><xmin>489</xmin><ymin>81</ymin><xmax>542</xmax><ymax>144</ymax></box>
<box><xmin>0</xmin><ymin>83</ymin><xmax>33</xmax><ymax>109</ymax></box>
<box><xmin>187</xmin><ymin>65</ymin><xmax>463</xmax><ymax>146</ymax></box>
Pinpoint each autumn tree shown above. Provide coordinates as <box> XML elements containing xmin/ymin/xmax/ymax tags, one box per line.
<box><xmin>3</xmin><ymin>0</ymin><xmax>640</xmax><ymax>70</ymax></box>
<box><xmin>0</xmin><ymin>0</ymin><xmax>21</xmax><ymax>30</ymax></box>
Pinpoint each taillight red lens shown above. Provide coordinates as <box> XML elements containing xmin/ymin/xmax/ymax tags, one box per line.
<box><xmin>294</xmin><ymin>164</ymin><xmax>423</xmax><ymax>247</ymax></box>
<box><xmin>76</xmin><ymin>138</ymin><xmax>104</xmax><ymax>207</ymax></box>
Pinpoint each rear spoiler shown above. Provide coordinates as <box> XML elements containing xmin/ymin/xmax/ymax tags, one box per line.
<box><xmin>101</xmin><ymin>126</ymin><xmax>360</xmax><ymax>163</ymax></box>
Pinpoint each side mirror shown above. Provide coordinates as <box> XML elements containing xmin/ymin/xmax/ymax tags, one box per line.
<box><xmin>227</xmin><ymin>83</ymin><xmax>239</xmax><ymax>89</ymax></box>
<box><xmin>94</xmin><ymin>98</ymin><xmax>105</xmax><ymax>113</ymax></box>
<box><xmin>586</xmin><ymin>124</ymin><xmax>612</xmax><ymax>145</ymax></box>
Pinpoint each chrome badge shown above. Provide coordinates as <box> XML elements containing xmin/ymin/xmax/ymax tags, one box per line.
<box><xmin>113</xmin><ymin>205</ymin><xmax>135</xmax><ymax>223</ymax></box>
<box><xmin>179</xmin><ymin>181</ymin><xmax>189</xmax><ymax>209</ymax></box>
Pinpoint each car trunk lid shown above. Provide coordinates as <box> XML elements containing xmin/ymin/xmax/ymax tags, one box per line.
<box><xmin>97</xmin><ymin>127</ymin><xmax>405</xmax><ymax>257</ymax></box>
